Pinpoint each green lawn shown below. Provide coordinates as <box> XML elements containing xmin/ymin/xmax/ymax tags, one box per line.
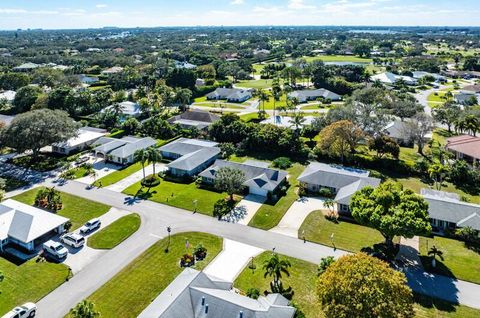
<box><xmin>0</xmin><ymin>257</ymin><xmax>69</xmax><ymax>316</ymax></box>
<box><xmin>234</xmin><ymin>251</ymin><xmax>322</xmax><ymax>318</ymax></box>
<box><xmin>12</xmin><ymin>187</ymin><xmax>111</xmax><ymax>230</ymax></box>
<box><xmin>238</xmin><ymin>112</ymin><xmax>269</xmax><ymax>122</ymax></box>
<box><xmin>419</xmin><ymin>236</ymin><xmax>480</xmax><ymax>284</ymax></box>
<box><xmin>93</xmin><ymin>162</ymin><xmax>143</xmax><ymax>187</ymax></box>
<box><xmin>236</xmin><ymin>79</ymin><xmax>273</xmax><ymax>89</ymax></box>
<box><xmin>122</xmin><ymin>178</ymin><xmax>232</xmax><ymax>216</ymax></box>
<box><xmin>87</xmin><ymin>214</ymin><xmax>141</xmax><ymax>249</ymax></box>
<box><xmin>289</xmin><ymin>54</ymin><xmax>373</xmax><ymax>63</ymax></box>
<box><xmin>74</xmin><ymin>232</ymin><xmax>222</xmax><ymax>318</ymax></box>
<box><xmin>234</xmin><ymin>251</ymin><xmax>480</xmax><ymax>318</ymax></box>
<box><xmin>248</xmin><ymin>163</ymin><xmax>304</xmax><ymax>230</ymax></box>
<box><xmin>299</xmin><ymin>211</ymin><xmax>387</xmax><ymax>252</ymax></box>
<box><xmin>194</xmin><ymin>102</ymin><xmax>245</xmax><ymax>109</ymax></box>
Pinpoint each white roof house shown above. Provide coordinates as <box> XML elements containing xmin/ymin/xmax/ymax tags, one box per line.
<box><xmin>260</xmin><ymin>115</ymin><xmax>315</xmax><ymax>129</ymax></box>
<box><xmin>288</xmin><ymin>89</ymin><xmax>341</xmax><ymax>103</ymax></box>
<box><xmin>103</xmin><ymin>101</ymin><xmax>142</xmax><ymax>117</ymax></box>
<box><xmin>52</xmin><ymin>127</ymin><xmax>107</xmax><ymax>155</ymax></box>
<box><xmin>138</xmin><ymin>268</ymin><xmax>296</xmax><ymax>318</ymax></box>
<box><xmin>94</xmin><ymin>136</ymin><xmax>156</xmax><ymax>165</ymax></box>
<box><xmin>412</xmin><ymin>71</ymin><xmax>446</xmax><ymax>82</ymax></box>
<box><xmin>371</xmin><ymin>72</ymin><xmax>417</xmax><ymax>85</ymax></box>
<box><xmin>0</xmin><ymin>199</ymin><xmax>69</xmax><ymax>252</ymax></box>
<box><xmin>0</xmin><ymin>90</ymin><xmax>16</xmax><ymax>102</ymax></box>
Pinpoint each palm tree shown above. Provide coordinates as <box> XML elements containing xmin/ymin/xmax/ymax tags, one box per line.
<box><xmin>428</xmin><ymin>245</ymin><xmax>444</xmax><ymax>268</ymax></box>
<box><xmin>258</xmin><ymin>90</ymin><xmax>270</xmax><ymax>112</ymax></box>
<box><xmin>147</xmin><ymin>147</ymin><xmax>162</xmax><ymax>176</ymax></box>
<box><xmin>428</xmin><ymin>163</ymin><xmax>448</xmax><ymax>190</ymax></box>
<box><xmin>323</xmin><ymin>198</ymin><xmax>336</xmax><ymax>219</ymax></box>
<box><xmin>263</xmin><ymin>253</ymin><xmax>291</xmax><ymax>291</ymax></box>
<box><xmin>461</xmin><ymin>115</ymin><xmax>480</xmax><ymax>136</ymax></box>
<box><xmin>70</xmin><ymin>300</ymin><xmax>100</xmax><ymax>318</ymax></box>
<box><xmin>317</xmin><ymin>256</ymin><xmax>335</xmax><ymax>276</ymax></box>
<box><xmin>110</xmin><ymin>102</ymin><xmax>126</xmax><ymax>123</ymax></box>
<box><xmin>289</xmin><ymin>111</ymin><xmax>306</xmax><ymax>135</ymax></box>
<box><xmin>134</xmin><ymin>148</ymin><xmax>149</xmax><ymax>182</ymax></box>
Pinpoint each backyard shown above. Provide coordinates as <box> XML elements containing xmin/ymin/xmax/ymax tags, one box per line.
<box><xmin>0</xmin><ymin>257</ymin><xmax>69</xmax><ymax>316</ymax></box>
<box><xmin>72</xmin><ymin>232</ymin><xmax>222</xmax><ymax>318</ymax></box>
<box><xmin>248</xmin><ymin>163</ymin><xmax>305</xmax><ymax>230</ymax></box>
<box><xmin>12</xmin><ymin>187</ymin><xmax>111</xmax><ymax>230</ymax></box>
<box><xmin>299</xmin><ymin>211</ymin><xmax>387</xmax><ymax>252</ymax></box>
<box><xmin>122</xmin><ymin>177</ymin><xmax>233</xmax><ymax>216</ymax></box>
<box><xmin>87</xmin><ymin>213</ymin><xmax>141</xmax><ymax>249</ymax></box>
<box><xmin>419</xmin><ymin>236</ymin><xmax>480</xmax><ymax>285</ymax></box>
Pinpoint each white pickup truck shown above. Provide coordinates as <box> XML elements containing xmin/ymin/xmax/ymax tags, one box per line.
<box><xmin>1</xmin><ymin>303</ymin><xmax>37</xmax><ymax>318</ymax></box>
<box><xmin>43</xmin><ymin>240</ymin><xmax>68</xmax><ymax>259</ymax></box>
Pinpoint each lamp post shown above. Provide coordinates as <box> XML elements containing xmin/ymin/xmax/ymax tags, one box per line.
<box><xmin>193</xmin><ymin>199</ymin><xmax>198</xmax><ymax>213</ymax></box>
<box><xmin>165</xmin><ymin>226</ymin><xmax>171</xmax><ymax>253</ymax></box>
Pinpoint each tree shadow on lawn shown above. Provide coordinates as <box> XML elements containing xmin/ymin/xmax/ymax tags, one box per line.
<box><xmin>419</xmin><ymin>256</ymin><xmax>457</xmax><ymax>280</ymax></box>
<box><xmin>414</xmin><ymin>293</ymin><xmax>458</xmax><ymax>313</ymax></box>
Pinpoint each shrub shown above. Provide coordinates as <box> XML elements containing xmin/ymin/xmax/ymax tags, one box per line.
<box><xmin>180</xmin><ymin>254</ymin><xmax>195</xmax><ymax>267</ymax></box>
<box><xmin>193</xmin><ymin>244</ymin><xmax>207</xmax><ymax>260</ymax></box>
<box><xmin>35</xmin><ymin>187</ymin><xmax>63</xmax><ymax>211</ymax></box>
<box><xmin>246</xmin><ymin>288</ymin><xmax>260</xmax><ymax>299</ymax></box>
<box><xmin>141</xmin><ymin>175</ymin><xmax>161</xmax><ymax>188</ymax></box>
<box><xmin>318</xmin><ymin>187</ymin><xmax>334</xmax><ymax>198</ymax></box>
<box><xmin>272</xmin><ymin>157</ymin><xmax>292</xmax><ymax>169</ymax></box>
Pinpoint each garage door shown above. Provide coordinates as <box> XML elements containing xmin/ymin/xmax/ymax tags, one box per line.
<box><xmin>249</xmin><ymin>186</ymin><xmax>268</xmax><ymax>197</ymax></box>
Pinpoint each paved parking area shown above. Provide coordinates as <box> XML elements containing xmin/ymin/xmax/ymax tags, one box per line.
<box><xmin>106</xmin><ymin>163</ymin><xmax>167</xmax><ymax>192</ymax></box>
<box><xmin>270</xmin><ymin>196</ymin><xmax>325</xmax><ymax>238</ymax></box>
<box><xmin>76</xmin><ymin>156</ymin><xmax>120</xmax><ymax>185</ymax></box>
<box><xmin>222</xmin><ymin>194</ymin><xmax>266</xmax><ymax>224</ymax></box>
<box><xmin>61</xmin><ymin>207</ymin><xmax>132</xmax><ymax>273</ymax></box>
<box><xmin>204</xmin><ymin>239</ymin><xmax>264</xmax><ymax>282</ymax></box>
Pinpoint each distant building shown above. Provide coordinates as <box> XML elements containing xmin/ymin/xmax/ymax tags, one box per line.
<box><xmin>370</xmin><ymin>72</ymin><xmax>417</xmax><ymax>85</ymax></box>
<box><xmin>422</xmin><ymin>189</ymin><xmax>480</xmax><ymax>233</ymax></box>
<box><xmin>52</xmin><ymin>127</ymin><xmax>107</xmax><ymax>155</ymax></box>
<box><xmin>174</xmin><ymin>60</ymin><xmax>197</xmax><ymax>69</ymax></box>
<box><xmin>298</xmin><ymin>162</ymin><xmax>381</xmax><ymax>214</ymax></box>
<box><xmin>445</xmin><ymin>134</ymin><xmax>480</xmax><ymax>165</ymax></box>
<box><xmin>195</xmin><ymin>78</ymin><xmax>206</xmax><ymax>87</ymax></box>
<box><xmin>0</xmin><ymin>90</ymin><xmax>16</xmax><ymax>102</ymax></box>
<box><xmin>94</xmin><ymin>136</ymin><xmax>156</xmax><ymax>165</ymax></box>
<box><xmin>288</xmin><ymin>88</ymin><xmax>341</xmax><ymax>103</ymax></box>
<box><xmin>167</xmin><ymin>109</ymin><xmax>220</xmax><ymax>130</ymax></box>
<box><xmin>412</xmin><ymin>71</ymin><xmax>446</xmax><ymax>83</ymax></box>
<box><xmin>101</xmin><ymin>66</ymin><xmax>124</xmax><ymax>75</ymax></box>
<box><xmin>383</xmin><ymin>119</ymin><xmax>432</xmax><ymax>147</ymax></box>
<box><xmin>453</xmin><ymin>91</ymin><xmax>478</xmax><ymax>105</ymax></box>
<box><xmin>77</xmin><ymin>74</ymin><xmax>99</xmax><ymax>85</ymax></box>
<box><xmin>159</xmin><ymin>138</ymin><xmax>220</xmax><ymax>177</ymax></box>
<box><xmin>138</xmin><ymin>268</ymin><xmax>296</xmax><ymax>318</ymax></box>
<box><xmin>13</xmin><ymin>62</ymin><xmax>40</xmax><ymax>72</ymax></box>
<box><xmin>206</xmin><ymin>88</ymin><xmax>252</xmax><ymax>103</ymax></box>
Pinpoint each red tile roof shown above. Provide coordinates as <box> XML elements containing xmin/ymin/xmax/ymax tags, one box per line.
<box><xmin>446</xmin><ymin>135</ymin><xmax>480</xmax><ymax>159</ymax></box>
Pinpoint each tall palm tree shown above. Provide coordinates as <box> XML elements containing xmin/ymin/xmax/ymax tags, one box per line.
<box><xmin>461</xmin><ymin>115</ymin><xmax>480</xmax><ymax>136</ymax></box>
<box><xmin>428</xmin><ymin>163</ymin><xmax>448</xmax><ymax>190</ymax></box>
<box><xmin>134</xmin><ymin>148</ymin><xmax>149</xmax><ymax>182</ymax></box>
<box><xmin>263</xmin><ymin>253</ymin><xmax>291</xmax><ymax>290</ymax></box>
<box><xmin>70</xmin><ymin>300</ymin><xmax>100</xmax><ymax>318</ymax></box>
<box><xmin>323</xmin><ymin>198</ymin><xmax>336</xmax><ymax>219</ymax></box>
<box><xmin>428</xmin><ymin>245</ymin><xmax>444</xmax><ymax>268</ymax></box>
<box><xmin>111</xmin><ymin>102</ymin><xmax>126</xmax><ymax>123</ymax></box>
<box><xmin>147</xmin><ymin>147</ymin><xmax>162</xmax><ymax>176</ymax></box>
<box><xmin>289</xmin><ymin>111</ymin><xmax>306</xmax><ymax>134</ymax></box>
<box><xmin>258</xmin><ymin>90</ymin><xmax>270</xmax><ymax>112</ymax></box>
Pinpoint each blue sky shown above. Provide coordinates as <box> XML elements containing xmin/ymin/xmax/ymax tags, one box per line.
<box><xmin>1</xmin><ymin>0</ymin><xmax>480</xmax><ymax>29</ymax></box>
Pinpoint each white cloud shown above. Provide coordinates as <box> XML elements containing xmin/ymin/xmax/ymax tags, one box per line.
<box><xmin>96</xmin><ymin>4</ymin><xmax>108</xmax><ymax>8</ymax></box>
<box><xmin>288</xmin><ymin>0</ymin><xmax>316</xmax><ymax>10</ymax></box>
<box><xmin>230</xmin><ymin>0</ymin><xmax>244</xmax><ymax>5</ymax></box>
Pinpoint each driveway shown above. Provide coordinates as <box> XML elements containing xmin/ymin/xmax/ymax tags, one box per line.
<box><xmin>270</xmin><ymin>196</ymin><xmax>325</xmax><ymax>238</ymax></box>
<box><xmin>204</xmin><ymin>239</ymin><xmax>264</xmax><ymax>282</ymax></box>
<box><xmin>222</xmin><ymin>194</ymin><xmax>266</xmax><ymax>225</ymax></box>
<box><xmin>76</xmin><ymin>157</ymin><xmax>120</xmax><ymax>185</ymax></box>
<box><xmin>106</xmin><ymin>163</ymin><xmax>167</xmax><ymax>192</ymax></box>
<box><xmin>61</xmin><ymin>207</ymin><xmax>132</xmax><ymax>273</ymax></box>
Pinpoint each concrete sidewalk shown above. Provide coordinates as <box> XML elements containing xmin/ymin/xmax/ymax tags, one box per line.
<box><xmin>204</xmin><ymin>239</ymin><xmax>264</xmax><ymax>282</ymax></box>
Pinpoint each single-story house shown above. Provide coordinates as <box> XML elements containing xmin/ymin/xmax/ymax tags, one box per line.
<box><xmin>0</xmin><ymin>199</ymin><xmax>69</xmax><ymax>252</ymax></box>
<box><xmin>101</xmin><ymin>66</ymin><xmax>124</xmax><ymax>75</ymax></box>
<box><xmin>383</xmin><ymin>119</ymin><xmax>432</xmax><ymax>147</ymax></box>
<box><xmin>138</xmin><ymin>268</ymin><xmax>296</xmax><ymax>318</ymax></box>
<box><xmin>298</xmin><ymin>162</ymin><xmax>381</xmax><ymax>214</ymax></box>
<box><xmin>453</xmin><ymin>91</ymin><xmax>478</xmax><ymax>105</ymax></box>
<box><xmin>167</xmin><ymin>109</ymin><xmax>220</xmax><ymax>130</ymax></box>
<box><xmin>206</xmin><ymin>88</ymin><xmax>252</xmax><ymax>103</ymax></box>
<box><xmin>195</xmin><ymin>78</ymin><xmax>206</xmax><ymax>87</ymax></box>
<box><xmin>421</xmin><ymin>189</ymin><xmax>480</xmax><ymax>233</ymax></box>
<box><xmin>288</xmin><ymin>89</ymin><xmax>341</xmax><ymax>103</ymax></box>
<box><xmin>94</xmin><ymin>136</ymin><xmax>156</xmax><ymax>165</ymax></box>
<box><xmin>52</xmin><ymin>127</ymin><xmax>107</xmax><ymax>155</ymax></box>
<box><xmin>412</xmin><ymin>71</ymin><xmax>446</xmax><ymax>83</ymax></box>
<box><xmin>174</xmin><ymin>60</ymin><xmax>197</xmax><ymax>69</ymax></box>
<box><xmin>103</xmin><ymin>101</ymin><xmax>142</xmax><ymax>117</ymax></box>
<box><xmin>159</xmin><ymin>138</ymin><xmax>220</xmax><ymax>177</ymax></box>
<box><xmin>462</xmin><ymin>85</ymin><xmax>480</xmax><ymax>94</ymax></box>
<box><xmin>13</xmin><ymin>62</ymin><xmax>40</xmax><ymax>72</ymax></box>
<box><xmin>445</xmin><ymin>134</ymin><xmax>480</xmax><ymax>165</ymax></box>
<box><xmin>260</xmin><ymin>115</ymin><xmax>315</xmax><ymax>129</ymax></box>
<box><xmin>199</xmin><ymin>159</ymin><xmax>288</xmax><ymax>197</ymax></box>
<box><xmin>0</xmin><ymin>90</ymin><xmax>16</xmax><ymax>102</ymax></box>
<box><xmin>370</xmin><ymin>72</ymin><xmax>417</xmax><ymax>86</ymax></box>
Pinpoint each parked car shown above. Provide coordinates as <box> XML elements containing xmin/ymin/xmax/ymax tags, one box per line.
<box><xmin>1</xmin><ymin>302</ymin><xmax>37</xmax><ymax>318</ymax></box>
<box><xmin>79</xmin><ymin>218</ymin><xmax>101</xmax><ymax>234</ymax></box>
<box><xmin>61</xmin><ymin>233</ymin><xmax>85</xmax><ymax>248</ymax></box>
<box><xmin>42</xmin><ymin>240</ymin><xmax>68</xmax><ymax>259</ymax></box>
<box><xmin>76</xmin><ymin>156</ymin><xmax>89</xmax><ymax>165</ymax></box>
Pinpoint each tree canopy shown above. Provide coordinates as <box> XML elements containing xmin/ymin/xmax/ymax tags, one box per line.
<box><xmin>317</xmin><ymin>253</ymin><xmax>414</xmax><ymax>318</ymax></box>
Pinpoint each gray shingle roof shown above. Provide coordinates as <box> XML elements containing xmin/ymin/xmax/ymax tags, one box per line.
<box><xmin>138</xmin><ymin>268</ymin><xmax>295</xmax><ymax>318</ymax></box>
<box><xmin>159</xmin><ymin>138</ymin><xmax>218</xmax><ymax>156</ymax></box>
<box><xmin>298</xmin><ymin>162</ymin><xmax>381</xmax><ymax>204</ymax></box>
<box><xmin>206</xmin><ymin>88</ymin><xmax>252</xmax><ymax>100</ymax></box>
<box><xmin>421</xmin><ymin>189</ymin><xmax>480</xmax><ymax>231</ymax></box>
<box><xmin>168</xmin><ymin>110</ymin><xmax>220</xmax><ymax>129</ymax></box>
<box><xmin>167</xmin><ymin>147</ymin><xmax>220</xmax><ymax>171</ymax></box>
<box><xmin>94</xmin><ymin>136</ymin><xmax>156</xmax><ymax>159</ymax></box>
<box><xmin>199</xmin><ymin>160</ymin><xmax>288</xmax><ymax>192</ymax></box>
<box><xmin>288</xmin><ymin>89</ymin><xmax>341</xmax><ymax>101</ymax></box>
